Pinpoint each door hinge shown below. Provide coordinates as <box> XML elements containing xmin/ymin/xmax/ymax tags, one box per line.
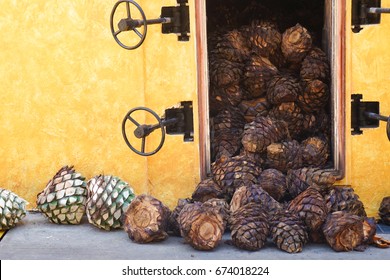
<box><xmin>351</xmin><ymin>94</ymin><xmax>379</xmax><ymax>135</ymax></box>
<box><xmin>161</xmin><ymin>0</ymin><xmax>190</xmax><ymax>41</ymax></box>
<box><xmin>352</xmin><ymin>0</ymin><xmax>390</xmax><ymax>33</ymax></box>
<box><xmin>351</xmin><ymin>94</ymin><xmax>390</xmax><ymax>140</ymax></box>
<box><xmin>165</xmin><ymin>101</ymin><xmax>194</xmax><ymax>141</ymax></box>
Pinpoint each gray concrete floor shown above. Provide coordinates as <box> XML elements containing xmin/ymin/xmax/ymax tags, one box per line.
<box><xmin>0</xmin><ymin>211</ymin><xmax>389</xmax><ymax>260</ymax></box>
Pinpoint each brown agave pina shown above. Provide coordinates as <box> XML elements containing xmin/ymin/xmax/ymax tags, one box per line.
<box><xmin>287</xmin><ymin>187</ymin><xmax>328</xmax><ymax>233</ymax></box>
<box><xmin>229</xmin><ymin>184</ymin><xmax>283</xmax><ymax>215</ymax></box>
<box><xmin>266</xmin><ymin>140</ymin><xmax>303</xmax><ymax>173</ymax></box>
<box><xmin>361</xmin><ymin>216</ymin><xmax>390</xmax><ymax>249</ymax></box>
<box><xmin>300</xmin><ymin>47</ymin><xmax>330</xmax><ymax>82</ymax></box>
<box><xmin>270</xmin><ymin>210</ymin><xmax>309</xmax><ymax>253</ymax></box>
<box><xmin>379</xmin><ymin>196</ymin><xmax>390</xmax><ymax>225</ymax></box>
<box><xmin>203</xmin><ymin>198</ymin><xmax>230</xmax><ymax>229</ymax></box>
<box><xmin>212</xmin><ymin>105</ymin><xmax>246</xmax><ymax>132</ymax></box>
<box><xmin>281</xmin><ymin>24</ymin><xmax>312</xmax><ymax>65</ymax></box>
<box><xmin>212</xmin><ymin>154</ymin><xmax>261</xmax><ymax>201</ymax></box>
<box><xmin>191</xmin><ymin>178</ymin><xmax>224</xmax><ymax>203</ymax></box>
<box><xmin>168</xmin><ymin>198</ymin><xmax>193</xmax><ymax>236</ymax></box>
<box><xmin>301</xmin><ymin>136</ymin><xmax>330</xmax><ymax>167</ymax></box>
<box><xmin>268</xmin><ymin>102</ymin><xmax>310</xmax><ymax>138</ymax></box>
<box><xmin>266</xmin><ymin>73</ymin><xmax>301</xmax><ymax>105</ymax></box>
<box><xmin>297</xmin><ymin>79</ymin><xmax>329</xmax><ymax>113</ymax></box>
<box><xmin>229</xmin><ymin>202</ymin><xmax>270</xmax><ymax>251</ymax></box>
<box><xmin>86</xmin><ymin>175</ymin><xmax>135</xmax><ymax>230</ymax></box>
<box><xmin>286</xmin><ymin>167</ymin><xmax>336</xmax><ymax>199</ymax></box>
<box><xmin>178</xmin><ymin>201</ymin><xmax>226</xmax><ymax>251</ymax></box>
<box><xmin>324</xmin><ymin>185</ymin><xmax>366</xmax><ymax>217</ymax></box>
<box><xmin>242</xmin><ymin>21</ymin><xmax>285</xmax><ymax>68</ymax></box>
<box><xmin>209</xmin><ymin>28</ymin><xmax>250</xmax><ymax>63</ymax></box>
<box><xmin>36</xmin><ymin>165</ymin><xmax>87</xmax><ymax>225</ymax></box>
<box><xmin>241</xmin><ymin>115</ymin><xmax>289</xmax><ymax>154</ymax></box>
<box><xmin>209</xmin><ymin>56</ymin><xmax>243</xmax><ymax>88</ymax></box>
<box><xmin>238</xmin><ymin>97</ymin><xmax>270</xmax><ymax>123</ymax></box>
<box><xmin>322</xmin><ymin>211</ymin><xmax>364</xmax><ymax>252</ymax></box>
<box><xmin>211</xmin><ymin>130</ymin><xmax>243</xmax><ymax>161</ymax></box>
<box><xmin>242</xmin><ymin>55</ymin><xmax>278</xmax><ymax>98</ymax></box>
<box><xmin>210</xmin><ymin>82</ymin><xmax>246</xmax><ymax>110</ymax></box>
<box><xmin>123</xmin><ymin>194</ymin><xmax>171</xmax><ymax>243</ymax></box>
<box><xmin>257</xmin><ymin>168</ymin><xmax>287</xmax><ymax>202</ymax></box>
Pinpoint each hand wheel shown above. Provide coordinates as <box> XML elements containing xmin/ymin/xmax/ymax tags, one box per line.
<box><xmin>122</xmin><ymin>107</ymin><xmax>166</xmax><ymax>156</ymax></box>
<box><xmin>110</xmin><ymin>0</ymin><xmax>147</xmax><ymax>50</ymax></box>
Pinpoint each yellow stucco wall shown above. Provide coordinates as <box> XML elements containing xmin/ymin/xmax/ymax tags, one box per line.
<box><xmin>338</xmin><ymin>0</ymin><xmax>390</xmax><ymax>217</ymax></box>
<box><xmin>1</xmin><ymin>0</ymin><xmax>388</xmax><ymax>217</ymax></box>
<box><xmin>0</xmin><ymin>0</ymin><xmax>200</xmax><ymax>210</ymax></box>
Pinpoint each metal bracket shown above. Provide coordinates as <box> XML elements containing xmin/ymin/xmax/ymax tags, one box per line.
<box><xmin>161</xmin><ymin>0</ymin><xmax>190</xmax><ymax>41</ymax></box>
<box><xmin>352</xmin><ymin>0</ymin><xmax>390</xmax><ymax>33</ymax></box>
<box><xmin>351</xmin><ymin>94</ymin><xmax>390</xmax><ymax>141</ymax></box>
<box><xmin>351</xmin><ymin>94</ymin><xmax>380</xmax><ymax>135</ymax></box>
<box><xmin>165</xmin><ymin>101</ymin><xmax>194</xmax><ymax>141</ymax></box>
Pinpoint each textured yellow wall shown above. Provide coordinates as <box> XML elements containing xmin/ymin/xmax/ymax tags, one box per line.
<box><xmin>0</xmin><ymin>0</ymin><xmax>199</xmax><ymax>210</ymax></box>
<box><xmin>5</xmin><ymin>0</ymin><xmax>388</xmax><ymax>217</ymax></box>
<box><xmin>338</xmin><ymin>0</ymin><xmax>390</xmax><ymax>217</ymax></box>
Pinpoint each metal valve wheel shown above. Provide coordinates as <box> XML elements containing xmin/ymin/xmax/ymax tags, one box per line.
<box><xmin>110</xmin><ymin>0</ymin><xmax>147</xmax><ymax>50</ymax></box>
<box><xmin>122</xmin><ymin>107</ymin><xmax>166</xmax><ymax>156</ymax></box>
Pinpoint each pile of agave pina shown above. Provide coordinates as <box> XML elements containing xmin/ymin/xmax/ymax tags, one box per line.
<box><xmin>120</xmin><ymin>181</ymin><xmax>390</xmax><ymax>253</ymax></box>
<box><xmin>2</xmin><ymin>164</ymin><xmax>390</xmax><ymax>254</ymax></box>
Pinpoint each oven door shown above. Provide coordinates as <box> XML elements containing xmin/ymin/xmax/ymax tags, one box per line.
<box><xmin>112</xmin><ymin>0</ymin><xmax>202</xmax><ymax>208</ymax></box>
<box><xmin>196</xmin><ymin>0</ymin><xmax>346</xmax><ymax>178</ymax></box>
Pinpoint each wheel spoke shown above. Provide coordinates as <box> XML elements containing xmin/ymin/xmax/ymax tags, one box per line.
<box><xmin>127</xmin><ymin>115</ymin><xmax>140</xmax><ymax>127</ymax></box>
<box><xmin>114</xmin><ymin>30</ymin><xmax>122</xmax><ymax>37</ymax></box>
<box><xmin>126</xmin><ymin>2</ymin><xmax>131</xmax><ymax>18</ymax></box>
<box><xmin>133</xmin><ymin>28</ymin><xmax>143</xmax><ymax>38</ymax></box>
<box><xmin>141</xmin><ymin>137</ymin><xmax>146</xmax><ymax>153</ymax></box>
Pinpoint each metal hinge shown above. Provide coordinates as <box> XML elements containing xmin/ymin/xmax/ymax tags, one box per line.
<box><xmin>351</xmin><ymin>94</ymin><xmax>390</xmax><ymax>140</ymax></box>
<box><xmin>165</xmin><ymin>101</ymin><xmax>194</xmax><ymax>141</ymax></box>
<box><xmin>352</xmin><ymin>0</ymin><xmax>390</xmax><ymax>33</ymax></box>
<box><xmin>161</xmin><ymin>0</ymin><xmax>190</xmax><ymax>41</ymax></box>
<box><xmin>351</xmin><ymin>94</ymin><xmax>379</xmax><ymax>134</ymax></box>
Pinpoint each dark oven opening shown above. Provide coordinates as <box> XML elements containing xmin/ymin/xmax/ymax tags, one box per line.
<box><xmin>202</xmin><ymin>0</ymin><xmax>345</xmax><ymax>178</ymax></box>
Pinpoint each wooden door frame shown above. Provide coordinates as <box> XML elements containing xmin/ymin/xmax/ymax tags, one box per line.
<box><xmin>324</xmin><ymin>0</ymin><xmax>346</xmax><ymax>179</ymax></box>
<box><xmin>195</xmin><ymin>0</ymin><xmax>346</xmax><ymax>180</ymax></box>
<box><xmin>195</xmin><ymin>0</ymin><xmax>210</xmax><ymax>179</ymax></box>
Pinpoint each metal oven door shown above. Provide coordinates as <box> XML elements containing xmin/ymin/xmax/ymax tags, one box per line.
<box><xmin>112</xmin><ymin>0</ymin><xmax>201</xmax><ymax>208</ymax></box>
